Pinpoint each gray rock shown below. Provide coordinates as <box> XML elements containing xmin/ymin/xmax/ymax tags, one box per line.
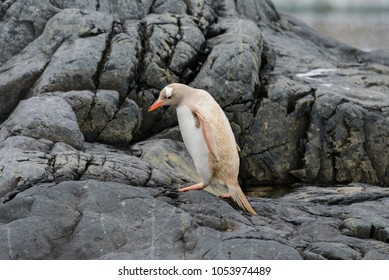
<box><xmin>132</xmin><ymin>139</ymin><xmax>199</xmax><ymax>189</ymax></box>
<box><xmin>149</xmin><ymin>0</ymin><xmax>216</xmax><ymax>31</ymax></box>
<box><xmin>0</xmin><ymin>96</ymin><xmax>84</xmax><ymax>149</ymax></box>
<box><xmin>34</xmin><ymin>33</ymin><xmax>108</xmax><ymax>93</ymax></box>
<box><xmin>80</xmin><ymin>90</ymin><xmax>121</xmax><ymax>141</ymax></box>
<box><xmin>98</xmin><ymin>0</ymin><xmax>154</xmax><ymax>20</ymax></box>
<box><xmin>1</xmin><ymin>0</ymin><xmax>389</xmax><ymax>261</ymax></box>
<box><xmin>340</xmin><ymin>218</ymin><xmax>372</xmax><ymax>239</ymax></box>
<box><xmin>191</xmin><ymin>18</ymin><xmax>263</xmax><ymax>107</ymax></box>
<box><xmin>240</xmin><ymin>76</ymin><xmax>313</xmax><ymax>184</ymax></box>
<box><xmin>0</xmin><ymin>179</ymin><xmax>300</xmax><ymax>260</ymax></box>
<box><xmin>377</xmin><ymin>227</ymin><xmax>389</xmax><ymax>243</ymax></box>
<box><xmin>0</xmin><ymin>0</ymin><xmax>59</xmax><ymax>65</ymax></box>
<box><xmin>81</xmin><ymin>152</ymin><xmax>151</xmax><ymax>187</ymax></box>
<box><xmin>47</xmin><ymin>90</ymin><xmax>141</xmax><ymax>146</ymax></box>
<box><xmin>0</xmin><ymin>144</ymin><xmax>54</xmax><ymax>199</ymax></box>
<box><xmin>308</xmin><ymin>242</ymin><xmax>361</xmax><ymax>260</ymax></box>
<box><xmin>47</xmin><ymin>90</ymin><xmax>95</xmax><ymax>125</ymax></box>
<box><xmin>99</xmin><ymin>21</ymin><xmax>141</xmax><ymax>99</ymax></box>
<box><xmin>140</xmin><ymin>13</ymin><xmax>205</xmax><ymax>89</ymax></box>
<box><xmin>51</xmin><ymin>142</ymin><xmax>92</xmax><ymax>181</ymax></box>
<box><xmin>97</xmin><ymin>98</ymin><xmax>142</xmax><ymax>146</ymax></box>
<box><xmin>0</xmin><ymin>8</ymin><xmax>112</xmax><ymax>121</ymax></box>
<box><xmin>187</xmin><ymin>225</ymin><xmax>302</xmax><ymax>259</ymax></box>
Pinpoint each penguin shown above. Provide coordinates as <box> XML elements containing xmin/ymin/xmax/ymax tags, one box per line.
<box><xmin>148</xmin><ymin>83</ymin><xmax>256</xmax><ymax>215</ymax></box>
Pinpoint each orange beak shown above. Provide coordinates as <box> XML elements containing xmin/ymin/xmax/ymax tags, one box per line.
<box><xmin>147</xmin><ymin>100</ymin><xmax>165</xmax><ymax>112</ymax></box>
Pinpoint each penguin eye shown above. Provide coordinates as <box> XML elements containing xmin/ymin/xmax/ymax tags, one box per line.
<box><xmin>165</xmin><ymin>86</ymin><xmax>173</xmax><ymax>99</ymax></box>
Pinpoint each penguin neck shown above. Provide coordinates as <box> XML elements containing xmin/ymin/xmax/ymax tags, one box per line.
<box><xmin>178</xmin><ymin>86</ymin><xmax>204</xmax><ymax>109</ymax></box>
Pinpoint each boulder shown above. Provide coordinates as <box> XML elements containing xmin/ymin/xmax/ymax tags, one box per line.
<box><xmin>0</xmin><ymin>96</ymin><xmax>84</xmax><ymax>149</ymax></box>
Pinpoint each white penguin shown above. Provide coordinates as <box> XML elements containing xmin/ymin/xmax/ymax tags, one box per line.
<box><xmin>148</xmin><ymin>83</ymin><xmax>256</xmax><ymax>215</ymax></box>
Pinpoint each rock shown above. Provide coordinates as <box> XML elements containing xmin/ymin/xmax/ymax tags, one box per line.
<box><xmin>47</xmin><ymin>90</ymin><xmax>95</xmax><ymax>125</ymax></box>
<box><xmin>99</xmin><ymin>22</ymin><xmax>141</xmax><ymax>99</ymax></box>
<box><xmin>0</xmin><ymin>96</ymin><xmax>84</xmax><ymax>149</ymax></box>
<box><xmin>52</xmin><ymin>141</ymin><xmax>152</xmax><ymax>186</ymax></box>
<box><xmin>0</xmin><ymin>179</ymin><xmax>300</xmax><ymax>260</ymax></box>
<box><xmin>51</xmin><ymin>142</ymin><xmax>92</xmax><ymax>181</ymax></box>
<box><xmin>97</xmin><ymin>98</ymin><xmax>142</xmax><ymax>146</ymax></box>
<box><xmin>240</xmin><ymin>76</ymin><xmax>313</xmax><ymax>184</ymax></box>
<box><xmin>1</xmin><ymin>0</ymin><xmax>389</xmax><ymax>260</ymax></box>
<box><xmin>79</xmin><ymin>90</ymin><xmax>121</xmax><ymax>141</ymax></box>
<box><xmin>140</xmin><ymin>13</ymin><xmax>205</xmax><ymax>89</ymax></box>
<box><xmin>188</xmin><ymin>232</ymin><xmax>302</xmax><ymax>260</ymax></box>
<box><xmin>47</xmin><ymin>90</ymin><xmax>141</xmax><ymax>146</ymax></box>
<box><xmin>81</xmin><ymin>152</ymin><xmax>151</xmax><ymax>187</ymax></box>
<box><xmin>1</xmin><ymin>179</ymin><xmax>388</xmax><ymax>259</ymax></box>
<box><xmin>340</xmin><ymin>218</ymin><xmax>372</xmax><ymax>239</ymax></box>
<box><xmin>191</xmin><ymin>18</ymin><xmax>263</xmax><ymax>107</ymax></box>
<box><xmin>377</xmin><ymin>227</ymin><xmax>389</xmax><ymax>243</ymax></box>
<box><xmin>0</xmin><ymin>8</ymin><xmax>113</xmax><ymax>121</ymax></box>
<box><xmin>98</xmin><ymin>0</ymin><xmax>154</xmax><ymax>20</ymax></box>
<box><xmin>308</xmin><ymin>242</ymin><xmax>361</xmax><ymax>260</ymax></box>
<box><xmin>131</xmin><ymin>139</ymin><xmax>199</xmax><ymax>189</ymax></box>
<box><xmin>0</xmin><ymin>138</ymin><xmax>54</xmax><ymax>198</ymax></box>
<box><xmin>0</xmin><ymin>1</ymin><xmax>59</xmax><ymax>65</ymax></box>
<box><xmin>34</xmin><ymin>34</ymin><xmax>108</xmax><ymax>93</ymax></box>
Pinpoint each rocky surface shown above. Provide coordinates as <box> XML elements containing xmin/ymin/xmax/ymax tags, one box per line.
<box><xmin>0</xmin><ymin>0</ymin><xmax>388</xmax><ymax>259</ymax></box>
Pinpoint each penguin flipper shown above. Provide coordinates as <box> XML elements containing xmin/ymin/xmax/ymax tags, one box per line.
<box><xmin>193</xmin><ymin>110</ymin><xmax>220</xmax><ymax>161</ymax></box>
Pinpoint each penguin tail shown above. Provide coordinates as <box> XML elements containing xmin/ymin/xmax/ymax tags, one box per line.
<box><xmin>227</xmin><ymin>181</ymin><xmax>257</xmax><ymax>215</ymax></box>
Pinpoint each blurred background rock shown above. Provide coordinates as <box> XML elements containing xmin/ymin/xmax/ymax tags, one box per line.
<box><xmin>272</xmin><ymin>0</ymin><xmax>389</xmax><ymax>51</ymax></box>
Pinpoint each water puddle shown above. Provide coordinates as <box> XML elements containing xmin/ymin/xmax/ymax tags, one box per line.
<box><xmin>244</xmin><ymin>185</ymin><xmax>299</xmax><ymax>199</ymax></box>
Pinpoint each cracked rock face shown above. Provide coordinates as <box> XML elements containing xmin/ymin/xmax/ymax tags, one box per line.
<box><xmin>0</xmin><ymin>0</ymin><xmax>389</xmax><ymax>260</ymax></box>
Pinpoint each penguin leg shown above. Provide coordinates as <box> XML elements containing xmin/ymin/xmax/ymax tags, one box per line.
<box><xmin>178</xmin><ymin>182</ymin><xmax>207</xmax><ymax>192</ymax></box>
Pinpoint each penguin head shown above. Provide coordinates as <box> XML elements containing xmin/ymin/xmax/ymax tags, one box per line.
<box><xmin>148</xmin><ymin>83</ymin><xmax>186</xmax><ymax>111</ymax></box>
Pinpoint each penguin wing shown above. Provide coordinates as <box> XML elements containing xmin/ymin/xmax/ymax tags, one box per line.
<box><xmin>193</xmin><ymin>110</ymin><xmax>220</xmax><ymax>161</ymax></box>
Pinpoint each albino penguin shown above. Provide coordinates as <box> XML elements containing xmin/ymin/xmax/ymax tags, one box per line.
<box><xmin>148</xmin><ymin>83</ymin><xmax>256</xmax><ymax>215</ymax></box>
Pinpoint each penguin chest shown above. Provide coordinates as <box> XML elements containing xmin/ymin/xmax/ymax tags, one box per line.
<box><xmin>176</xmin><ymin>105</ymin><xmax>212</xmax><ymax>184</ymax></box>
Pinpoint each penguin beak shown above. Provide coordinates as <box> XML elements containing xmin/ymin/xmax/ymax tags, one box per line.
<box><xmin>148</xmin><ymin>100</ymin><xmax>165</xmax><ymax>112</ymax></box>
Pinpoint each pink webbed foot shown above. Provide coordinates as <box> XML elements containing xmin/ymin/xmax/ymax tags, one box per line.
<box><xmin>219</xmin><ymin>193</ymin><xmax>232</xmax><ymax>199</ymax></box>
<box><xmin>178</xmin><ymin>182</ymin><xmax>207</xmax><ymax>192</ymax></box>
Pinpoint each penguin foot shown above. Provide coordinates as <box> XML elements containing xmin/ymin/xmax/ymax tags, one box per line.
<box><xmin>178</xmin><ymin>182</ymin><xmax>207</xmax><ymax>192</ymax></box>
<box><xmin>219</xmin><ymin>193</ymin><xmax>232</xmax><ymax>198</ymax></box>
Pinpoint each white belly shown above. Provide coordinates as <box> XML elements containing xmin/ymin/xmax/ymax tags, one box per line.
<box><xmin>176</xmin><ymin>105</ymin><xmax>212</xmax><ymax>184</ymax></box>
